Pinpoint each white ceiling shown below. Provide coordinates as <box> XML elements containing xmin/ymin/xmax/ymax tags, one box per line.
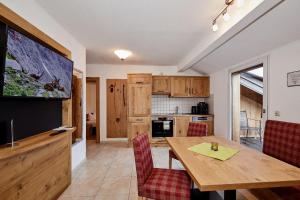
<box><xmin>192</xmin><ymin>0</ymin><xmax>300</xmax><ymax>74</ymax></box>
<box><xmin>36</xmin><ymin>0</ymin><xmax>223</xmax><ymax>65</ymax></box>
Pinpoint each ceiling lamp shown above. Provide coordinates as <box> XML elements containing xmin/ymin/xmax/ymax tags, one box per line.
<box><xmin>211</xmin><ymin>0</ymin><xmax>242</xmax><ymax>32</ymax></box>
<box><xmin>114</xmin><ymin>49</ymin><xmax>132</xmax><ymax>60</ymax></box>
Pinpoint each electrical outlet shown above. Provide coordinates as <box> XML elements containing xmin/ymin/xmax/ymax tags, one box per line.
<box><xmin>275</xmin><ymin>111</ymin><xmax>280</xmax><ymax>117</ymax></box>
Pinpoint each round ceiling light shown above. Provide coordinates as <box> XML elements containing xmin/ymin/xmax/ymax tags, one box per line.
<box><xmin>114</xmin><ymin>49</ymin><xmax>132</xmax><ymax>60</ymax></box>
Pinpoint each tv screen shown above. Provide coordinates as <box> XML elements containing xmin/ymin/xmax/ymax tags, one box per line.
<box><xmin>1</xmin><ymin>26</ymin><xmax>73</xmax><ymax>99</ymax></box>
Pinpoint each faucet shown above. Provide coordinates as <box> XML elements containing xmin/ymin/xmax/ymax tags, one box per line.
<box><xmin>175</xmin><ymin>106</ymin><xmax>179</xmax><ymax>114</ymax></box>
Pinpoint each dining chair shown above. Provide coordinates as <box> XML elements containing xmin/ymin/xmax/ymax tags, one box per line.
<box><xmin>133</xmin><ymin>133</ymin><xmax>191</xmax><ymax>200</ymax></box>
<box><xmin>169</xmin><ymin>122</ymin><xmax>208</xmax><ymax>169</ymax></box>
<box><xmin>263</xmin><ymin>120</ymin><xmax>300</xmax><ymax>199</ymax></box>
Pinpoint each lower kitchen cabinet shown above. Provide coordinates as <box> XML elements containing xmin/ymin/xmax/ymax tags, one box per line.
<box><xmin>128</xmin><ymin>117</ymin><xmax>151</xmax><ymax>145</ymax></box>
<box><xmin>174</xmin><ymin>116</ymin><xmax>191</xmax><ymax>137</ymax></box>
<box><xmin>174</xmin><ymin>116</ymin><xmax>214</xmax><ymax>137</ymax></box>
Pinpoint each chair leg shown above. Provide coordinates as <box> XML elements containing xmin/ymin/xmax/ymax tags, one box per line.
<box><xmin>169</xmin><ymin>156</ymin><xmax>172</xmax><ymax>169</ymax></box>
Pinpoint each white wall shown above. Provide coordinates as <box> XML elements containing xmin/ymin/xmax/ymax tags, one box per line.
<box><xmin>211</xmin><ymin>39</ymin><xmax>300</xmax><ymax>139</ymax></box>
<box><xmin>2</xmin><ymin>0</ymin><xmax>87</xmax><ymax>169</ymax></box>
<box><xmin>87</xmin><ymin>64</ymin><xmax>202</xmax><ymax>141</ymax></box>
<box><xmin>86</xmin><ymin>82</ymin><xmax>96</xmax><ymax>115</ymax></box>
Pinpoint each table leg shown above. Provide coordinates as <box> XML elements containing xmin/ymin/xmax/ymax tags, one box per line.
<box><xmin>224</xmin><ymin>190</ymin><xmax>236</xmax><ymax>200</ymax></box>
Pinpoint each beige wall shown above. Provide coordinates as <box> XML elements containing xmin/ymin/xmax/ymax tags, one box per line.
<box><xmin>86</xmin><ymin>82</ymin><xmax>96</xmax><ymax>117</ymax></box>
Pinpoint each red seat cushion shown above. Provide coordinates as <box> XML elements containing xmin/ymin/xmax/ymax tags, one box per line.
<box><xmin>187</xmin><ymin>122</ymin><xmax>208</xmax><ymax>137</ymax></box>
<box><xmin>142</xmin><ymin>168</ymin><xmax>191</xmax><ymax>200</ymax></box>
<box><xmin>270</xmin><ymin>186</ymin><xmax>300</xmax><ymax>200</ymax></box>
<box><xmin>263</xmin><ymin>120</ymin><xmax>300</xmax><ymax>167</ymax></box>
<box><xmin>169</xmin><ymin>149</ymin><xmax>177</xmax><ymax>160</ymax></box>
<box><xmin>133</xmin><ymin>134</ymin><xmax>154</xmax><ymax>195</ymax></box>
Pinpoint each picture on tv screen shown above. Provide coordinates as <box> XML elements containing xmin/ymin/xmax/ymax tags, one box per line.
<box><xmin>2</xmin><ymin>27</ymin><xmax>73</xmax><ymax>98</ymax></box>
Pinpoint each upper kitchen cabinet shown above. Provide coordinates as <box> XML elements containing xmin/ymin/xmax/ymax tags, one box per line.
<box><xmin>170</xmin><ymin>76</ymin><xmax>210</xmax><ymax>98</ymax></box>
<box><xmin>128</xmin><ymin>74</ymin><xmax>152</xmax><ymax>84</ymax></box>
<box><xmin>152</xmin><ymin>76</ymin><xmax>170</xmax><ymax>94</ymax></box>
<box><xmin>127</xmin><ymin>74</ymin><xmax>152</xmax><ymax>117</ymax></box>
<box><xmin>190</xmin><ymin>77</ymin><xmax>210</xmax><ymax>97</ymax></box>
<box><xmin>170</xmin><ymin>77</ymin><xmax>190</xmax><ymax>97</ymax></box>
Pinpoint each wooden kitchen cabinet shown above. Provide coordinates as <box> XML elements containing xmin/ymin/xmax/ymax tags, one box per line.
<box><xmin>174</xmin><ymin>116</ymin><xmax>214</xmax><ymax>136</ymax></box>
<box><xmin>190</xmin><ymin>77</ymin><xmax>210</xmax><ymax>97</ymax></box>
<box><xmin>170</xmin><ymin>76</ymin><xmax>210</xmax><ymax>97</ymax></box>
<box><xmin>128</xmin><ymin>83</ymin><xmax>151</xmax><ymax>117</ymax></box>
<box><xmin>170</xmin><ymin>77</ymin><xmax>190</xmax><ymax>97</ymax></box>
<box><xmin>128</xmin><ymin>117</ymin><xmax>151</xmax><ymax>144</ymax></box>
<box><xmin>152</xmin><ymin>76</ymin><xmax>170</xmax><ymax>94</ymax></box>
<box><xmin>127</xmin><ymin>73</ymin><xmax>152</xmax><ymax>145</ymax></box>
<box><xmin>128</xmin><ymin>74</ymin><xmax>152</xmax><ymax>84</ymax></box>
<box><xmin>174</xmin><ymin>116</ymin><xmax>191</xmax><ymax>137</ymax></box>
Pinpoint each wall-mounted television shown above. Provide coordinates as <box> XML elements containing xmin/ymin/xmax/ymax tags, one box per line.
<box><xmin>0</xmin><ymin>22</ymin><xmax>73</xmax><ymax>99</ymax></box>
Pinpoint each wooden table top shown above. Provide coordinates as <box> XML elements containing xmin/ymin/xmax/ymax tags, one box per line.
<box><xmin>166</xmin><ymin>136</ymin><xmax>300</xmax><ymax>192</ymax></box>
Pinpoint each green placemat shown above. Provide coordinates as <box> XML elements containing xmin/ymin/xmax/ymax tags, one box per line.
<box><xmin>188</xmin><ymin>143</ymin><xmax>239</xmax><ymax>161</ymax></box>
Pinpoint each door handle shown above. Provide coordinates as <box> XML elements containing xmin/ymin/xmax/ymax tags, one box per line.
<box><xmin>116</xmin><ymin>118</ymin><xmax>120</xmax><ymax>123</ymax></box>
<box><xmin>123</xmin><ymin>84</ymin><xmax>126</xmax><ymax>106</ymax></box>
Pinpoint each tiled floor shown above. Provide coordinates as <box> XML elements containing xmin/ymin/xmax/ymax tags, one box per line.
<box><xmin>59</xmin><ymin>141</ymin><xmax>184</xmax><ymax>200</ymax></box>
<box><xmin>59</xmin><ymin>141</ymin><xmax>265</xmax><ymax>200</ymax></box>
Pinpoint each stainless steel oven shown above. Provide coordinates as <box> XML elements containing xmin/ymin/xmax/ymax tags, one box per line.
<box><xmin>152</xmin><ymin>116</ymin><xmax>173</xmax><ymax>138</ymax></box>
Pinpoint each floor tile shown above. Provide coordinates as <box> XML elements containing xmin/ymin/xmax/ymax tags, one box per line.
<box><xmin>98</xmin><ymin>177</ymin><xmax>131</xmax><ymax>195</ymax></box>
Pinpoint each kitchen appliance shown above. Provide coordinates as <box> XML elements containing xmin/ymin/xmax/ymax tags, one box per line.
<box><xmin>197</xmin><ymin>102</ymin><xmax>209</xmax><ymax>115</ymax></box>
<box><xmin>152</xmin><ymin>116</ymin><xmax>173</xmax><ymax>137</ymax></box>
<box><xmin>191</xmin><ymin>106</ymin><xmax>197</xmax><ymax>114</ymax></box>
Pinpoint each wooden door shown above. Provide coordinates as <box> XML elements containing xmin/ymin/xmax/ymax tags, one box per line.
<box><xmin>72</xmin><ymin>75</ymin><xmax>82</xmax><ymax>143</ymax></box>
<box><xmin>107</xmin><ymin>79</ymin><xmax>127</xmax><ymax>138</ymax></box>
<box><xmin>128</xmin><ymin>84</ymin><xmax>151</xmax><ymax>117</ymax></box>
<box><xmin>128</xmin><ymin>117</ymin><xmax>151</xmax><ymax>144</ymax></box>
<box><xmin>152</xmin><ymin>76</ymin><xmax>170</xmax><ymax>94</ymax></box>
<box><xmin>175</xmin><ymin>116</ymin><xmax>191</xmax><ymax>137</ymax></box>
<box><xmin>171</xmin><ymin>77</ymin><xmax>190</xmax><ymax>97</ymax></box>
<box><xmin>190</xmin><ymin>77</ymin><xmax>210</xmax><ymax>97</ymax></box>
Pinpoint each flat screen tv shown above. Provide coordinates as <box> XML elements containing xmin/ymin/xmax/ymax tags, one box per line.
<box><xmin>0</xmin><ymin>23</ymin><xmax>73</xmax><ymax>99</ymax></box>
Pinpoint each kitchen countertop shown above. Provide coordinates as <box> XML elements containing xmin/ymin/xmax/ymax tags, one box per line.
<box><xmin>152</xmin><ymin>113</ymin><xmax>214</xmax><ymax>117</ymax></box>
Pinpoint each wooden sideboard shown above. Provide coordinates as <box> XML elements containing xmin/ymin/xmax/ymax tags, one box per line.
<box><xmin>0</xmin><ymin>129</ymin><xmax>74</xmax><ymax>200</ymax></box>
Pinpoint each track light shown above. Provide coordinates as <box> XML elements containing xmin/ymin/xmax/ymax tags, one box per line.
<box><xmin>212</xmin><ymin>21</ymin><xmax>218</xmax><ymax>32</ymax></box>
<box><xmin>222</xmin><ymin>9</ymin><xmax>230</xmax><ymax>21</ymax></box>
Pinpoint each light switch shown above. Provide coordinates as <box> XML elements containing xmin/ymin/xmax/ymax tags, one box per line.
<box><xmin>275</xmin><ymin>111</ymin><xmax>280</xmax><ymax>117</ymax></box>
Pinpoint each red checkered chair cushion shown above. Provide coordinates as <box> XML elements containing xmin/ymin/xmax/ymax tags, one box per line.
<box><xmin>263</xmin><ymin>120</ymin><xmax>300</xmax><ymax>168</ymax></box>
<box><xmin>187</xmin><ymin>122</ymin><xmax>208</xmax><ymax>137</ymax></box>
<box><xmin>133</xmin><ymin>133</ymin><xmax>154</xmax><ymax>195</ymax></box>
<box><xmin>143</xmin><ymin>168</ymin><xmax>191</xmax><ymax>200</ymax></box>
<box><xmin>133</xmin><ymin>134</ymin><xmax>191</xmax><ymax>200</ymax></box>
<box><xmin>170</xmin><ymin>122</ymin><xmax>208</xmax><ymax>160</ymax></box>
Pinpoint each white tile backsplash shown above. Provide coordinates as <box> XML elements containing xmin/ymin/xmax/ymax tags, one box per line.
<box><xmin>152</xmin><ymin>95</ymin><xmax>204</xmax><ymax>114</ymax></box>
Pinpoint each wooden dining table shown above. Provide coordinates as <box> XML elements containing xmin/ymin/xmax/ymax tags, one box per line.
<box><xmin>166</xmin><ymin>136</ymin><xmax>300</xmax><ymax>200</ymax></box>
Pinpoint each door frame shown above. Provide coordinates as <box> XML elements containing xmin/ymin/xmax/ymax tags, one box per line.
<box><xmin>86</xmin><ymin>77</ymin><xmax>100</xmax><ymax>143</ymax></box>
<box><xmin>228</xmin><ymin>56</ymin><xmax>269</xmax><ymax>141</ymax></box>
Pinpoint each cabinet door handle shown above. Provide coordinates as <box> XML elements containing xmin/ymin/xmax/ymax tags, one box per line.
<box><xmin>136</xmin><ymin>81</ymin><xmax>143</xmax><ymax>84</ymax></box>
<box><xmin>136</xmin><ymin>119</ymin><xmax>143</xmax><ymax>122</ymax></box>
